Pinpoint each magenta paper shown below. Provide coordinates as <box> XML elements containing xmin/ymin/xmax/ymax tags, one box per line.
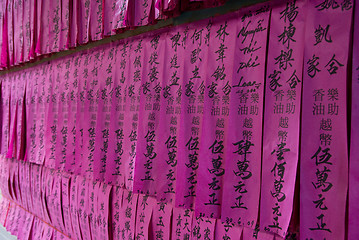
<box><xmin>95</xmin><ymin>183</ymin><xmax>112</xmax><ymax>240</ymax></box>
<box><xmin>74</xmin><ymin>51</ymin><xmax>93</xmax><ymax>176</ymax></box>
<box><xmin>54</xmin><ymin>58</ymin><xmax>73</xmax><ymax>170</ymax></box>
<box><xmin>151</xmin><ymin>200</ymin><xmax>173</xmax><ymax>240</ymax></box>
<box><xmin>44</xmin><ymin>60</ymin><xmax>61</xmax><ymax>169</ymax></box>
<box><xmin>41</xmin><ymin>167</ymin><xmax>53</xmax><ymax>224</ymax></box>
<box><xmin>221</xmin><ymin>4</ymin><xmax>269</xmax><ymax>227</ymax></box>
<box><xmin>81</xmin><ymin>49</ymin><xmax>105</xmax><ymax>178</ymax></box>
<box><xmin>155</xmin><ymin>28</ymin><xmax>183</xmax><ymax>202</ymax></box>
<box><xmin>171</xmin><ymin>207</ymin><xmax>193</xmax><ymax>240</ymax></box>
<box><xmin>132</xmin><ymin>0</ymin><xmax>154</xmax><ymax>26</ymax></box>
<box><xmin>135</xmin><ymin>194</ymin><xmax>156</xmax><ymax>239</ymax></box>
<box><xmin>195</xmin><ymin>14</ymin><xmax>236</xmax><ymax>219</ymax></box>
<box><xmin>59</xmin><ymin>0</ymin><xmax>70</xmax><ymax>51</ymax></box>
<box><xmin>93</xmin><ymin>46</ymin><xmax>114</xmax><ymax>182</ymax></box>
<box><xmin>242</xmin><ymin>226</ymin><xmax>275</xmax><ymax>240</ymax></box>
<box><xmin>34</xmin><ymin>64</ymin><xmax>50</xmax><ymax>165</ymax></box>
<box><xmin>64</xmin><ymin>53</ymin><xmax>82</xmax><ymax>173</ymax></box>
<box><xmin>28</xmin><ymin>0</ymin><xmax>36</xmax><ymax>59</ymax></box>
<box><xmin>15</xmin><ymin>74</ymin><xmax>26</xmax><ymax>160</ymax></box>
<box><xmin>103</xmin><ymin>0</ymin><xmax>116</xmax><ymax>36</ymax></box>
<box><xmin>111</xmin><ymin>186</ymin><xmax>124</xmax><ymax>239</ymax></box>
<box><xmin>78</xmin><ymin>0</ymin><xmax>91</xmax><ymax>45</ymax></box>
<box><xmin>30</xmin><ymin>163</ymin><xmax>44</xmax><ymax>219</ymax></box>
<box><xmin>175</xmin><ymin>19</ymin><xmax>210</xmax><ymax>209</ymax></box>
<box><xmin>191</xmin><ymin>215</ymin><xmax>216</xmax><ymax>240</ymax></box>
<box><xmin>35</xmin><ymin>0</ymin><xmax>50</xmax><ymax>55</ymax></box>
<box><xmin>215</xmin><ymin>219</ymin><xmax>243</xmax><ymax>240</ymax></box>
<box><xmin>300</xmin><ymin>1</ymin><xmax>352</xmax><ymax>239</ymax></box>
<box><xmin>48</xmin><ymin>0</ymin><xmax>61</xmax><ymax>53</ymax></box>
<box><xmin>69</xmin><ymin>175</ymin><xmax>83</xmax><ymax>240</ymax></box>
<box><xmin>26</xmin><ymin>67</ymin><xmax>39</xmax><ymax>163</ymax></box>
<box><xmin>61</xmin><ymin>173</ymin><xmax>74</xmax><ymax>239</ymax></box>
<box><xmin>260</xmin><ymin>0</ymin><xmax>306</xmax><ymax>236</ymax></box>
<box><xmin>68</xmin><ymin>0</ymin><xmax>78</xmax><ymax>48</ymax></box>
<box><xmin>13</xmin><ymin>0</ymin><xmax>24</xmax><ymax>65</ymax></box>
<box><xmin>77</xmin><ymin>175</ymin><xmax>92</xmax><ymax>240</ymax></box>
<box><xmin>118</xmin><ymin>189</ymin><xmax>139</xmax><ymax>240</ymax></box>
<box><xmin>105</xmin><ymin>42</ymin><xmax>127</xmax><ymax>187</ymax></box>
<box><xmin>6</xmin><ymin>75</ymin><xmax>17</xmax><ymax>159</ymax></box>
<box><xmin>0</xmin><ymin>76</ymin><xmax>10</xmax><ymax>155</ymax></box>
<box><xmin>51</xmin><ymin>171</ymin><xmax>66</xmax><ymax>233</ymax></box>
<box><xmin>7</xmin><ymin>0</ymin><xmax>14</xmax><ymax>66</ymax></box>
<box><xmin>133</xmin><ymin>33</ymin><xmax>164</xmax><ymax>195</ymax></box>
<box><xmin>349</xmin><ymin>0</ymin><xmax>359</xmax><ymax>239</ymax></box>
<box><xmin>22</xmin><ymin>0</ymin><xmax>31</xmax><ymax>61</ymax></box>
<box><xmin>110</xmin><ymin>0</ymin><xmax>130</xmax><ymax>31</ymax></box>
<box><xmin>0</xmin><ymin>0</ymin><xmax>9</xmax><ymax>69</ymax></box>
<box><xmin>90</xmin><ymin>0</ymin><xmax>104</xmax><ymax>41</ymax></box>
<box><xmin>0</xmin><ymin>3</ymin><xmax>3</xmax><ymax>67</ymax></box>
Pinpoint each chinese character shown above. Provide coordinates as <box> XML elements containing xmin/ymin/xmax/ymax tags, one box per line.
<box><xmin>307</xmin><ymin>54</ymin><xmax>321</xmax><ymax>78</ymax></box>
<box><xmin>325</xmin><ymin>54</ymin><xmax>344</xmax><ymax>75</ymax></box>
<box><xmin>314</xmin><ymin>25</ymin><xmax>332</xmax><ymax>45</ymax></box>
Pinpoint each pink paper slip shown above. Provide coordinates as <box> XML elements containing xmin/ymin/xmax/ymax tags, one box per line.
<box><xmin>259</xmin><ymin>0</ymin><xmax>306</xmax><ymax>237</ymax></box>
<box><xmin>349</xmin><ymin>0</ymin><xmax>359</xmax><ymax>239</ymax></box>
<box><xmin>300</xmin><ymin>1</ymin><xmax>353</xmax><ymax>239</ymax></box>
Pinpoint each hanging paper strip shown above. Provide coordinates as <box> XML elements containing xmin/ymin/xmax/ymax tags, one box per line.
<box><xmin>300</xmin><ymin>0</ymin><xmax>352</xmax><ymax>239</ymax></box>
<box><xmin>135</xmin><ymin>194</ymin><xmax>155</xmax><ymax>239</ymax></box>
<box><xmin>242</xmin><ymin>226</ymin><xmax>275</xmax><ymax>240</ymax></box>
<box><xmin>111</xmin><ymin>186</ymin><xmax>124</xmax><ymax>239</ymax></box>
<box><xmin>54</xmin><ymin>57</ymin><xmax>73</xmax><ymax>170</ymax></box>
<box><xmin>69</xmin><ymin>175</ymin><xmax>83</xmax><ymax>240</ymax></box>
<box><xmin>64</xmin><ymin>53</ymin><xmax>82</xmax><ymax>173</ymax></box>
<box><xmin>221</xmin><ymin>4</ymin><xmax>269</xmax><ymax>227</ymax></box>
<box><xmin>151</xmin><ymin>200</ymin><xmax>173</xmax><ymax>240</ymax></box>
<box><xmin>73</xmin><ymin>51</ymin><xmax>91</xmax><ymax>176</ymax></box>
<box><xmin>36</xmin><ymin>0</ymin><xmax>50</xmax><ymax>55</ymax></box>
<box><xmin>260</xmin><ymin>0</ymin><xmax>306</xmax><ymax>236</ymax></box>
<box><xmin>119</xmin><ymin>190</ymin><xmax>138</xmax><ymax>240</ymax></box>
<box><xmin>111</xmin><ymin>0</ymin><xmax>131</xmax><ymax>31</ymax></box>
<box><xmin>93</xmin><ymin>46</ymin><xmax>115</xmax><ymax>182</ymax></box>
<box><xmin>28</xmin><ymin>0</ymin><xmax>36</xmax><ymax>59</ymax></box>
<box><xmin>16</xmin><ymin>73</ymin><xmax>26</xmax><ymax>160</ymax></box>
<box><xmin>215</xmin><ymin>219</ymin><xmax>243</xmax><ymax>240</ymax></box>
<box><xmin>6</xmin><ymin>74</ymin><xmax>16</xmax><ymax>159</ymax></box>
<box><xmin>78</xmin><ymin>0</ymin><xmax>91</xmax><ymax>45</ymax></box>
<box><xmin>171</xmin><ymin>207</ymin><xmax>193</xmax><ymax>239</ymax></box>
<box><xmin>7</xmin><ymin>0</ymin><xmax>14</xmax><ymax>66</ymax></box>
<box><xmin>22</xmin><ymin>0</ymin><xmax>31</xmax><ymax>61</ymax></box>
<box><xmin>59</xmin><ymin>0</ymin><xmax>70</xmax><ymax>51</ymax></box>
<box><xmin>191</xmin><ymin>215</ymin><xmax>216</xmax><ymax>240</ymax></box>
<box><xmin>61</xmin><ymin>173</ymin><xmax>74</xmax><ymax>239</ymax></box>
<box><xmin>175</xmin><ymin>19</ymin><xmax>210</xmax><ymax>209</ymax></box>
<box><xmin>132</xmin><ymin>0</ymin><xmax>154</xmax><ymax>27</ymax></box>
<box><xmin>13</xmin><ymin>0</ymin><xmax>24</xmax><ymax>65</ymax></box>
<box><xmin>0</xmin><ymin>75</ymin><xmax>10</xmax><ymax>155</ymax></box>
<box><xmin>49</xmin><ymin>0</ymin><xmax>61</xmax><ymax>53</ymax></box>
<box><xmin>26</xmin><ymin>67</ymin><xmax>37</xmax><ymax>163</ymax></box>
<box><xmin>44</xmin><ymin>60</ymin><xmax>61</xmax><ymax>169</ymax></box>
<box><xmin>133</xmin><ymin>33</ymin><xmax>164</xmax><ymax>195</ymax></box>
<box><xmin>82</xmin><ymin>49</ymin><xmax>106</xmax><ymax>178</ymax></box>
<box><xmin>90</xmin><ymin>0</ymin><xmax>104</xmax><ymax>41</ymax></box>
<box><xmin>68</xmin><ymin>0</ymin><xmax>78</xmax><ymax>48</ymax></box>
<box><xmin>0</xmin><ymin>3</ymin><xmax>3</xmax><ymax>67</ymax></box>
<box><xmin>195</xmin><ymin>13</ymin><xmax>236</xmax><ymax>219</ymax></box>
<box><xmin>349</xmin><ymin>0</ymin><xmax>359</xmax><ymax>239</ymax></box>
<box><xmin>105</xmin><ymin>42</ymin><xmax>126</xmax><ymax>187</ymax></box>
<box><xmin>155</xmin><ymin>28</ymin><xmax>183</xmax><ymax>202</ymax></box>
<box><xmin>95</xmin><ymin>182</ymin><xmax>112</xmax><ymax>239</ymax></box>
<box><xmin>116</xmin><ymin>38</ymin><xmax>141</xmax><ymax>189</ymax></box>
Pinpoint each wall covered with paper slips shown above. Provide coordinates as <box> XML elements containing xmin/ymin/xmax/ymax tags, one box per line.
<box><xmin>0</xmin><ymin>0</ymin><xmax>358</xmax><ymax>239</ymax></box>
